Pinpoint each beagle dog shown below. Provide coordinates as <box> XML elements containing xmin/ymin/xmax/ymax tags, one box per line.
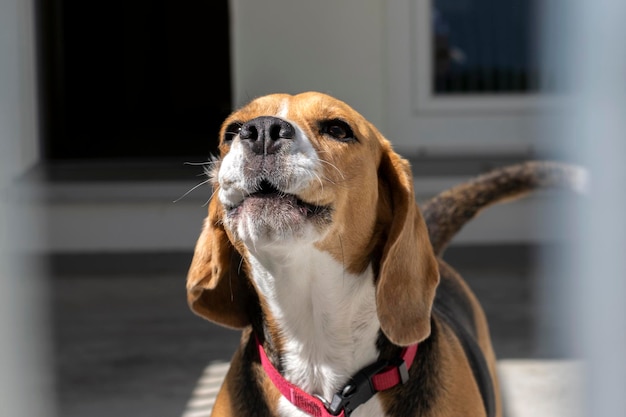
<box><xmin>186</xmin><ymin>92</ymin><xmax>584</xmax><ymax>417</ymax></box>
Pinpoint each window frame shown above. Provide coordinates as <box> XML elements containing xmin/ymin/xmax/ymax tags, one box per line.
<box><xmin>384</xmin><ymin>0</ymin><xmax>560</xmax><ymax>156</ymax></box>
<box><xmin>413</xmin><ymin>0</ymin><xmax>547</xmax><ymax>114</ymax></box>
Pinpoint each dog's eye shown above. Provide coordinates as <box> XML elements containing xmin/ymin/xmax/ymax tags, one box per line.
<box><xmin>320</xmin><ymin>120</ymin><xmax>355</xmax><ymax>142</ymax></box>
<box><xmin>223</xmin><ymin>122</ymin><xmax>242</xmax><ymax>143</ymax></box>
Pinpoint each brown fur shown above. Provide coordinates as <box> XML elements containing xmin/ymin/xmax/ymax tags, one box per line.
<box><xmin>375</xmin><ymin>149</ymin><xmax>440</xmax><ymax>346</ymax></box>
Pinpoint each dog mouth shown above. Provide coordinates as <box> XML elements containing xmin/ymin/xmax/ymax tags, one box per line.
<box><xmin>227</xmin><ymin>180</ymin><xmax>330</xmax><ymax>219</ymax></box>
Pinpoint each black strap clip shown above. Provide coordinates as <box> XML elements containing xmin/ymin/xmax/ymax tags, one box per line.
<box><xmin>325</xmin><ymin>358</ymin><xmax>407</xmax><ymax>416</ymax></box>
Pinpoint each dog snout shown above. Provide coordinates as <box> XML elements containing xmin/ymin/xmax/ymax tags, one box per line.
<box><xmin>239</xmin><ymin>116</ymin><xmax>295</xmax><ymax>155</ymax></box>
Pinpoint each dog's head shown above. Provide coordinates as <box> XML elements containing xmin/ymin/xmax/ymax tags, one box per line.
<box><xmin>186</xmin><ymin>92</ymin><xmax>439</xmax><ymax>346</ymax></box>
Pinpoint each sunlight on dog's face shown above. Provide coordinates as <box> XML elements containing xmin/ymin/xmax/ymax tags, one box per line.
<box><xmin>211</xmin><ymin>92</ymin><xmax>385</xmax><ymax>248</ymax></box>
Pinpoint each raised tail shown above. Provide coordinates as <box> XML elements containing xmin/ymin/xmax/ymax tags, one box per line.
<box><xmin>421</xmin><ymin>161</ymin><xmax>588</xmax><ymax>256</ymax></box>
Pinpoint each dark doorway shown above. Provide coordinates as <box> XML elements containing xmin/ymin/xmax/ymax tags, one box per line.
<box><xmin>37</xmin><ymin>1</ymin><xmax>230</xmax><ymax>161</ymax></box>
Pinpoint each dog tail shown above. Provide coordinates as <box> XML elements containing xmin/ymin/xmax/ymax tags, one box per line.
<box><xmin>421</xmin><ymin>161</ymin><xmax>588</xmax><ymax>256</ymax></box>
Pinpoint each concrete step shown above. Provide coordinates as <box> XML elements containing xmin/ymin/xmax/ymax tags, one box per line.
<box><xmin>182</xmin><ymin>360</ymin><xmax>583</xmax><ymax>417</ymax></box>
<box><xmin>498</xmin><ymin>360</ymin><xmax>582</xmax><ymax>417</ymax></box>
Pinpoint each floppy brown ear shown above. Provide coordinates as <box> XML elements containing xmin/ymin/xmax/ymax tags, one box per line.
<box><xmin>186</xmin><ymin>195</ymin><xmax>255</xmax><ymax>328</ymax></box>
<box><xmin>376</xmin><ymin>150</ymin><xmax>440</xmax><ymax>346</ymax></box>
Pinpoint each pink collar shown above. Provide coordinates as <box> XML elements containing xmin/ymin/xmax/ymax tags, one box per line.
<box><xmin>256</xmin><ymin>335</ymin><xmax>418</xmax><ymax>417</ymax></box>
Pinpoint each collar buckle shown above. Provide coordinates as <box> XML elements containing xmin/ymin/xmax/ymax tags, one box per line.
<box><xmin>325</xmin><ymin>360</ymin><xmax>390</xmax><ymax>416</ymax></box>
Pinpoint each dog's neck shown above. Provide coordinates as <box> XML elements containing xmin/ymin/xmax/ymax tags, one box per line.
<box><xmin>245</xmin><ymin>241</ymin><xmax>381</xmax><ymax>402</ymax></box>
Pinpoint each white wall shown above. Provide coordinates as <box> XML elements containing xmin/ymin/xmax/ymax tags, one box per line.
<box><xmin>230</xmin><ymin>0</ymin><xmax>387</xmax><ymax>131</ymax></box>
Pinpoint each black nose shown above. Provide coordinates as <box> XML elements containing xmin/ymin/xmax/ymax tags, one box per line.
<box><xmin>239</xmin><ymin>116</ymin><xmax>295</xmax><ymax>155</ymax></box>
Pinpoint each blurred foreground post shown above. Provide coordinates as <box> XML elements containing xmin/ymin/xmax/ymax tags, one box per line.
<box><xmin>0</xmin><ymin>0</ymin><xmax>54</xmax><ymax>416</ymax></box>
<box><xmin>539</xmin><ymin>0</ymin><xmax>626</xmax><ymax>415</ymax></box>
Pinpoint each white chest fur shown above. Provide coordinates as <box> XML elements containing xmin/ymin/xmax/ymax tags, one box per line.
<box><xmin>247</xmin><ymin>244</ymin><xmax>384</xmax><ymax>416</ymax></box>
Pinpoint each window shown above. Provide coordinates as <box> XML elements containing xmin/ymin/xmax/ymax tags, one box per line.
<box><xmin>411</xmin><ymin>0</ymin><xmax>548</xmax><ymax>115</ymax></box>
<box><xmin>385</xmin><ymin>1</ymin><xmax>547</xmax><ymax>154</ymax></box>
<box><xmin>432</xmin><ymin>0</ymin><xmax>541</xmax><ymax>95</ymax></box>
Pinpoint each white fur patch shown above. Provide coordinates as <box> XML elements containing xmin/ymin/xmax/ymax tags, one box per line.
<box><xmin>246</xmin><ymin>243</ymin><xmax>383</xmax><ymax>416</ymax></box>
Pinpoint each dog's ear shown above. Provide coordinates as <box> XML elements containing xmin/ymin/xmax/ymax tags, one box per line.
<box><xmin>186</xmin><ymin>194</ymin><xmax>254</xmax><ymax>328</ymax></box>
<box><xmin>376</xmin><ymin>149</ymin><xmax>440</xmax><ymax>346</ymax></box>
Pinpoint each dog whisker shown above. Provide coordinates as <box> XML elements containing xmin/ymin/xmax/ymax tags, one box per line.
<box><xmin>184</xmin><ymin>160</ymin><xmax>218</xmax><ymax>166</ymax></box>
<box><xmin>314</xmin><ymin>155</ymin><xmax>346</xmax><ymax>181</ymax></box>
<box><xmin>202</xmin><ymin>187</ymin><xmax>218</xmax><ymax>207</ymax></box>
<box><xmin>304</xmin><ymin>165</ymin><xmax>342</xmax><ymax>196</ymax></box>
<box><xmin>173</xmin><ymin>178</ymin><xmax>212</xmax><ymax>203</ymax></box>
<box><xmin>183</xmin><ymin>158</ymin><xmax>221</xmax><ymax>183</ymax></box>
<box><xmin>308</xmin><ymin>170</ymin><xmax>325</xmax><ymax>192</ymax></box>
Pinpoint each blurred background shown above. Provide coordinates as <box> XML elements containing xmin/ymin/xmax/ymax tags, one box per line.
<box><xmin>1</xmin><ymin>0</ymin><xmax>624</xmax><ymax>416</ymax></box>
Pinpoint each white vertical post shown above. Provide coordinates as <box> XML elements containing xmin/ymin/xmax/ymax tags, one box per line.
<box><xmin>0</xmin><ymin>0</ymin><xmax>53</xmax><ymax>416</ymax></box>
<box><xmin>539</xmin><ymin>0</ymin><xmax>626</xmax><ymax>415</ymax></box>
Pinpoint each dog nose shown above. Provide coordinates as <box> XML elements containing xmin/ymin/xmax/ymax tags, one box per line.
<box><xmin>239</xmin><ymin>116</ymin><xmax>295</xmax><ymax>155</ymax></box>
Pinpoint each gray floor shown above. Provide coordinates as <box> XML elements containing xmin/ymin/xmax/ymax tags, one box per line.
<box><xmin>50</xmin><ymin>245</ymin><xmax>552</xmax><ymax>417</ymax></box>
<box><xmin>52</xmin><ymin>274</ymin><xmax>241</xmax><ymax>417</ymax></box>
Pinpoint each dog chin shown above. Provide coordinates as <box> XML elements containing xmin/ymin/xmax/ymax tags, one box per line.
<box><xmin>224</xmin><ymin>194</ymin><xmax>332</xmax><ymax>245</ymax></box>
